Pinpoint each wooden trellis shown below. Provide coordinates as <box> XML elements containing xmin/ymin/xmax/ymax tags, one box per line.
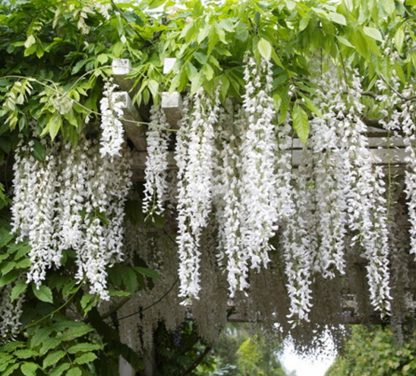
<box><xmin>109</xmin><ymin>59</ymin><xmax>416</xmax><ymax>376</ymax></box>
<box><xmin>112</xmin><ymin>58</ymin><xmax>408</xmax><ymax>182</ymax></box>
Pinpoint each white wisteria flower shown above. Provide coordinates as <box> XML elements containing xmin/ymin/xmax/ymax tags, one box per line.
<box><xmin>75</xmin><ymin>143</ymin><xmax>132</xmax><ymax>300</ymax></box>
<box><xmin>337</xmin><ymin>71</ymin><xmax>392</xmax><ymax>315</ymax></box>
<box><xmin>0</xmin><ymin>284</ymin><xmax>25</xmax><ymax>341</ymax></box>
<box><xmin>175</xmin><ymin>91</ymin><xmax>220</xmax><ymax>300</ymax></box>
<box><xmin>12</xmin><ymin>141</ymin><xmax>62</xmax><ymax>286</ymax></box>
<box><xmin>11</xmin><ymin>138</ymin><xmax>132</xmax><ymax>300</ymax></box>
<box><xmin>240</xmin><ymin>56</ymin><xmax>279</xmax><ymax>271</ymax></box>
<box><xmin>310</xmin><ymin>82</ymin><xmax>348</xmax><ymax>278</ymax></box>
<box><xmin>99</xmin><ymin>79</ymin><xmax>125</xmax><ymax>157</ymax></box>
<box><xmin>213</xmin><ymin>106</ymin><xmax>249</xmax><ymax>296</ymax></box>
<box><xmin>283</xmin><ymin>151</ymin><xmax>316</xmax><ymax>323</ymax></box>
<box><xmin>143</xmin><ymin>105</ymin><xmax>170</xmax><ymax>215</ymax></box>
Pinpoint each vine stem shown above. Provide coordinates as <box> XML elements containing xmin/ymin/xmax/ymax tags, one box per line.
<box><xmin>23</xmin><ymin>281</ymin><xmax>85</xmax><ymax>330</ymax></box>
<box><xmin>0</xmin><ymin>75</ymin><xmax>179</xmax><ymax>132</ymax></box>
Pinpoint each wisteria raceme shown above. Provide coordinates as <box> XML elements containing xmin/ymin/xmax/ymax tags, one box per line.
<box><xmin>75</xmin><ymin>144</ymin><xmax>132</xmax><ymax>299</ymax></box>
<box><xmin>143</xmin><ymin>105</ymin><xmax>170</xmax><ymax>215</ymax></box>
<box><xmin>283</xmin><ymin>151</ymin><xmax>316</xmax><ymax>323</ymax></box>
<box><xmin>58</xmin><ymin>141</ymin><xmax>91</xmax><ymax>251</ymax></box>
<box><xmin>175</xmin><ymin>96</ymin><xmax>196</xmax><ymax>299</ymax></box>
<box><xmin>11</xmin><ymin>139</ymin><xmax>132</xmax><ymax>300</ymax></box>
<box><xmin>214</xmin><ymin>107</ymin><xmax>249</xmax><ymax>296</ymax></box>
<box><xmin>99</xmin><ymin>79</ymin><xmax>125</xmax><ymax>157</ymax></box>
<box><xmin>310</xmin><ymin>84</ymin><xmax>347</xmax><ymax>278</ymax></box>
<box><xmin>240</xmin><ymin>56</ymin><xmax>278</xmax><ymax>271</ymax></box>
<box><xmin>375</xmin><ymin>73</ymin><xmax>416</xmax><ymax>260</ymax></box>
<box><xmin>11</xmin><ymin>141</ymin><xmax>34</xmax><ymax>241</ymax></box>
<box><xmin>337</xmin><ymin>72</ymin><xmax>392</xmax><ymax>314</ymax></box>
<box><xmin>275</xmin><ymin>122</ymin><xmax>294</xmax><ymax>223</ymax></box>
<box><xmin>364</xmin><ymin>166</ymin><xmax>392</xmax><ymax>314</ymax></box>
<box><xmin>400</xmin><ymin>90</ymin><xmax>416</xmax><ymax>258</ymax></box>
<box><xmin>0</xmin><ymin>284</ymin><xmax>25</xmax><ymax>341</ymax></box>
<box><xmin>175</xmin><ymin>91</ymin><xmax>220</xmax><ymax>299</ymax></box>
<box><xmin>11</xmin><ymin>142</ymin><xmax>62</xmax><ymax>286</ymax></box>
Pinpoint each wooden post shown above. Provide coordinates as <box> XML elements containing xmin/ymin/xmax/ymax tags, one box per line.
<box><xmin>112</xmin><ymin>91</ymin><xmax>147</xmax><ymax>151</ymax></box>
<box><xmin>112</xmin><ymin>58</ymin><xmax>132</xmax><ymax>92</ymax></box>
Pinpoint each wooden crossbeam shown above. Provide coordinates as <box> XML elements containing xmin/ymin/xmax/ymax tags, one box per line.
<box><xmin>130</xmin><ymin>148</ymin><xmax>408</xmax><ymax>181</ymax></box>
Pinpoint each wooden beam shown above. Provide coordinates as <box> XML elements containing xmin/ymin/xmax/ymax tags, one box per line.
<box><xmin>129</xmin><ymin>148</ymin><xmax>408</xmax><ymax>181</ymax></box>
<box><xmin>112</xmin><ymin>58</ymin><xmax>132</xmax><ymax>93</ymax></box>
<box><xmin>112</xmin><ymin>91</ymin><xmax>147</xmax><ymax>151</ymax></box>
<box><xmin>161</xmin><ymin>91</ymin><xmax>182</xmax><ymax>128</ymax></box>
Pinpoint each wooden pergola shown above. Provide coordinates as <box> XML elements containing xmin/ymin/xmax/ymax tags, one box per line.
<box><xmin>110</xmin><ymin>59</ymin><xmax>416</xmax><ymax>376</ymax></box>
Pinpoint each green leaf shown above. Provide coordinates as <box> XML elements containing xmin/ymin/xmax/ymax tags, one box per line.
<box><xmin>202</xmin><ymin>64</ymin><xmax>214</xmax><ymax>80</ymax></box>
<box><xmin>3</xmin><ymin>364</ymin><xmax>19</xmax><ymax>376</ymax></box>
<box><xmin>32</xmin><ymin>140</ymin><xmax>46</xmax><ymax>161</ymax></box>
<box><xmin>337</xmin><ymin>36</ymin><xmax>354</xmax><ymax>48</ymax></box>
<box><xmin>66</xmin><ymin>368</ymin><xmax>82</xmax><ymax>376</ymax></box>
<box><xmin>197</xmin><ymin>24</ymin><xmax>210</xmax><ymax>44</ymax></box>
<box><xmin>71</xmin><ymin>60</ymin><xmax>87</xmax><ymax>75</ymax></box>
<box><xmin>74</xmin><ymin>352</ymin><xmax>97</xmax><ymax>365</ymax></box>
<box><xmin>50</xmin><ymin>363</ymin><xmax>70</xmax><ymax>376</ymax></box>
<box><xmin>302</xmin><ymin>96</ymin><xmax>322</xmax><ymax>117</ymax></box>
<box><xmin>363</xmin><ymin>27</ymin><xmax>382</xmax><ymax>42</ymax></box>
<box><xmin>60</xmin><ymin>324</ymin><xmax>94</xmax><ymax>342</ymax></box>
<box><xmin>15</xmin><ymin>257</ymin><xmax>31</xmax><ymax>269</ymax></box>
<box><xmin>381</xmin><ymin>0</ymin><xmax>396</xmax><ymax>14</ymax></box>
<box><xmin>0</xmin><ymin>228</ymin><xmax>14</xmax><ymax>247</ymax></box>
<box><xmin>147</xmin><ymin>79</ymin><xmax>159</xmax><ymax>99</ymax></box>
<box><xmin>0</xmin><ymin>271</ymin><xmax>19</xmax><ymax>287</ymax></box>
<box><xmin>39</xmin><ymin>338</ymin><xmax>62</xmax><ymax>356</ymax></box>
<box><xmin>43</xmin><ymin>351</ymin><xmax>66</xmax><ymax>369</ymax></box>
<box><xmin>292</xmin><ymin>104</ymin><xmax>310</xmax><ymax>144</ymax></box>
<box><xmin>121</xmin><ymin>267</ymin><xmax>138</xmax><ymax>293</ymax></box>
<box><xmin>11</xmin><ymin>280</ymin><xmax>27</xmax><ymax>302</ymax></box>
<box><xmin>97</xmin><ymin>54</ymin><xmax>108</xmax><ymax>65</ymax></box>
<box><xmin>14</xmin><ymin>349</ymin><xmax>38</xmax><ymax>359</ymax></box>
<box><xmin>328</xmin><ymin>12</ymin><xmax>347</xmax><ymax>25</ymax></box>
<box><xmin>394</xmin><ymin>27</ymin><xmax>405</xmax><ymax>53</ymax></box>
<box><xmin>67</xmin><ymin>343</ymin><xmax>102</xmax><ymax>354</ymax></box>
<box><xmin>1</xmin><ymin>261</ymin><xmax>16</xmax><ymax>275</ymax></box>
<box><xmin>21</xmin><ymin>362</ymin><xmax>39</xmax><ymax>376</ymax></box>
<box><xmin>257</xmin><ymin>38</ymin><xmax>272</xmax><ymax>61</ymax></box>
<box><xmin>80</xmin><ymin>293</ymin><xmax>98</xmax><ymax>316</ymax></box>
<box><xmin>109</xmin><ymin>289</ymin><xmax>131</xmax><ymax>297</ymax></box>
<box><xmin>30</xmin><ymin>328</ymin><xmax>53</xmax><ymax>348</ymax></box>
<box><xmin>134</xmin><ymin>266</ymin><xmax>159</xmax><ymax>279</ymax></box>
<box><xmin>271</xmin><ymin>50</ymin><xmax>283</xmax><ymax>67</ymax></box>
<box><xmin>48</xmin><ymin>114</ymin><xmax>62</xmax><ymax>140</ymax></box>
<box><xmin>24</xmin><ymin>35</ymin><xmax>36</xmax><ymax>49</ymax></box>
<box><xmin>32</xmin><ymin>285</ymin><xmax>53</xmax><ymax>303</ymax></box>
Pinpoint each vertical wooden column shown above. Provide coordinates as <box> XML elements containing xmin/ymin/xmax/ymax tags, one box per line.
<box><xmin>112</xmin><ymin>59</ymin><xmax>147</xmax><ymax>151</ymax></box>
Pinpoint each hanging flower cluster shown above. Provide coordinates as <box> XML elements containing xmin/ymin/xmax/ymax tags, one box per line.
<box><xmin>143</xmin><ymin>105</ymin><xmax>170</xmax><ymax>215</ymax></box>
<box><xmin>74</xmin><ymin>144</ymin><xmax>132</xmax><ymax>299</ymax></box>
<box><xmin>174</xmin><ymin>90</ymin><xmax>220</xmax><ymax>299</ymax></box>
<box><xmin>394</xmin><ymin>86</ymin><xmax>416</xmax><ymax>259</ymax></box>
<box><xmin>213</xmin><ymin>106</ymin><xmax>248</xmax><ymax>297</ymax></box>
<box><xmin>0</xmin><ymin>283</ymin><xmax>25</xmax><ymax>341</ymax></box>
<box><xmin>99</xmin><ymin>78</ymin><xmax>125</xmax><ymax>157</ymax></box>
<box><xmin>239</xmin><ymin>57</ymin><xmax>279</xmax><ymax>271</ymax></box>
<box><xmin>278</xmin><ymin>71</ymin><xmax>392</xmax><ymax>320</ymax></box>
<box><xmin>11</xmin><ymin>139</ymin><xmax>132</xmax><ymax>300</ymax></box>
<box><xmin>138</xmin><ymin>60</ymin><xmax>395</xmax><ymax>319</ymax></box>
<box><xmin>11</xmin><ymin>141</ymin><xmax>61</xmax><ymax>284</ymax></box>
<box><xmin>341</xmin><ymin>73</ymin><xmax>391</xmax><ymax>315</ymax></box>
<box><xmin>282</xmin><ymin>153</ymin><xmax>316</xmax><ymax>322</ymax></box>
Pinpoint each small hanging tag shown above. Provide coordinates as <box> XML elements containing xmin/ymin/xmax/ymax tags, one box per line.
<box><xmin>111</xmin><ymin>58</ymin><xmax>131</xmax><ymax>75</ymax></box>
